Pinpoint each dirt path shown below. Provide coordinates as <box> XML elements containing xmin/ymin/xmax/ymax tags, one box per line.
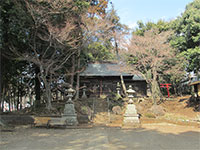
<box><xmin>142</xmin><ymin>122</ymin><xmax>200</xmax><ymax>134</ymax></box>
<box><xmin>1</xmin><ymin>125</ymin><xmax>199</xmax><ymax>150</ymax></box>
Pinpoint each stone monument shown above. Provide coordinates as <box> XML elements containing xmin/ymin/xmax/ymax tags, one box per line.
<box><xmin>123</xmin><ymin>85</ymin><xmax>140</xmax><ymax>126</ymax></box>
<box><xmin>62</xmin><ymin>86</ymin><xmax>78</xmax><ymax>126</ymax></box>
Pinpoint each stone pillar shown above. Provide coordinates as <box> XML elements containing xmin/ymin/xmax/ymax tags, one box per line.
<box><xmin>116</xmin><ymin>82</ymin><xmax>121</xmax><ymax>96</ymax></box>
<box><xmin>123</xmin><ymin>85</ymin><xmax>140</xmax><ymax>127</ymax></box>
<box><xmin>62</xmin><ymin>87</ymin><xmax>78</xmax><ymax>126</ymax></box>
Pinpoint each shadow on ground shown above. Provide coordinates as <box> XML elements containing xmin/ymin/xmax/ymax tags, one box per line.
<box><xmin>1</xmin><ymin>126</ymin><xmax>200</xmax><ymax>150</ymax></box>
<box><xmin>180</xmin><ymin>96</ymin><xmax>200</xmax><ymax>112</ymax></box>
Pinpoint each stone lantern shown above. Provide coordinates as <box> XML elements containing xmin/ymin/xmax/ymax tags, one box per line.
<box><xmin>66</xmin><ymin>86</ymin><xmax>75</xmax><ymax>103</ymax></box>
<box><xmin>123</xmin><ymin>85</ymin><xmax>140</xmax><ymax>127</ymax></box>
<box><xmin>47</xmin><ymin>85</ymin><xmax>78</xmax><ymax>127</ymax></box>
<box><xmin>127</xmin><ymin>85</ymin><xmax>135</xmax><ymax>104</ymax></box>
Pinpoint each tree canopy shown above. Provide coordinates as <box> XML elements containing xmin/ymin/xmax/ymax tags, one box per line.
<box><xmin>172</xmin><ymin>0</ymin><xmax>200</xmax><ymax>74</ymax></box>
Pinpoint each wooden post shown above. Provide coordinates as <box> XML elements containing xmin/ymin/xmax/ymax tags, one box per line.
<box><xmin>100</xmin><ymin>80</ymin><xmax>102</xmax><ymax>96</ymax></box>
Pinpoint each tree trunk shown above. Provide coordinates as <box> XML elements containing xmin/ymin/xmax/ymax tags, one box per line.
<box><xmin>0</xmin><ymin>87</ymin><xmax>3</xmax><ymax>113</ymax></box>
<box><xmin>1</xmin><ymin>86</ymin><xmax>5</xmax><ymax>112</ymax></box>
<box><xmin>20</xmin><ymin>93</ymin><xmax>23</xmax><ymax>110</ymax></box>
<box><xmin>56</xmin><ymin>90</ymin><xmax>58</xmax><ymax>101</ymax></box>
<box><xmin>173</xmin><ymin>83</ymin><xmax>178</xmax><ymax>96</ymax></box>
<box><xmin>75</xmin><ymin>50</ymin><xmax>80</xmax><ymax>100</ymax></box>
<box><xmin>29</xmin><ymin>88</ymin><xmax>33</xmax><ymax>106</ymax></box>
<box><xmin>39</xmin><ymin>65</ymin><xmax>52</xmax><ymax>110</ymax></box>
<box><xmin>70</xmin><ymin>55</ymin><xmax>75</xmax><ymax>87</ymax></box>
<box><xmin>20</xmin><ymin>77</ymin><xmax>23</xmax><ymax>110</ymax></box>
<box><xmin>14</xmin><ymin>88</ymin><xmax>17</xmax><ymax>111</ymax></box>
<box><xmin>46</xmin><ymin>85</ymin><xmax>52</xmax><ymax>111</ymax></box>
<box><xmin>0</xmin><ymin>44</ymin><xmax>2</xmax><ymax>113</ymax></box>
<box><xmin>151</xmin><ymin>68</ymin><xmax>161</xmax><ymax>105</ymax></box>
<box><xmin>120</xmin><ymin>75</ymin><xmax>127</xmax><ymax>97</ymax></box>
<box><xmin>17</xmin><ymin>81</ymin><xmax>20</xmax><ymax>110</ymax></box>
<box><xmin>34</xmin><ymin>66</ymin><xmax>41</xmax><ymax>108</ymax></box>
<box><xmin>8</xmin><ymin>90</ymin><xmax>11</xmax><ymax>111</ymax></box>
<box><xmin>114</xmin><ymin>34</ymin><xmax>119</xmax><ymax>60</ymax></box>
<box><xmin>1</xmin><ymin>1</ymin><xmax>10</xmax><ymax>113</ymax></box>
<box><xmin>42</xmin><ymin>76</ymin><xmax>52</xmax><ymax>111</ymax></box>
<box><xmin>10</xmin><ymin>89</ymin><xmax>13</xmax><ymax>111</ymax></box>
<box><xmin>151</xmin><ymin>80</ymin><xmax>160</xmax><ymax>105</ymax></box>
<box><xmin>1</xmin><ymin>99</ymin><xmax>4</xmax><ymax>112</ymax></box>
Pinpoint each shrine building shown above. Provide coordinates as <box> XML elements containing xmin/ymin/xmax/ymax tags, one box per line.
<box><xmin>80</xmin><ymin>63</ymin><xmax>147</xmax><ymax>97</ymax></box>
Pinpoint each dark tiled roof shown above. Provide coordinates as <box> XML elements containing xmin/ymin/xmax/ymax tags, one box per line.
<box><xmin>80</xmin><ymin>63</ymin><xmax>145</xmax><ymax>81</ymax></box>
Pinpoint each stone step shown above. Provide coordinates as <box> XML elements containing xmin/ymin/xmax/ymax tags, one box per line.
<box><xmin>48</xmin><ymin>118</ymin><xmax>66</xmax><ymax>127</ymax></box>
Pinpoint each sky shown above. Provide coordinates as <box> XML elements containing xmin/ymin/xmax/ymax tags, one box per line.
<box><xmin>112</xmin><ymin>0</ymin><xmax>194</xmax><ymax>29</ymax></box>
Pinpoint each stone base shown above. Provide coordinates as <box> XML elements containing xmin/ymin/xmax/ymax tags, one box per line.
<box><xmin>62</xmin><ymin>103</ymin><xmax>78</xmax><ymax>126</ymax></box>
<box><xmin>62</xmin><ymin>115</ymin><xmax>78</xmax><ymax>126</ymax></box>
<box><xmin>123</xmin><ymin>116</ymin><xmax>140</xmax><ymax>124</ymax></box>
<box><xmin>48</xmin><ymin>117</ymin><xmax>66</xmax><ymax>127</ymax></box>
<box><xmin>123</xmin><ymin>104</ymin><xmax>140</xmax><ymax>127</ymax></box>
<box><xmin>123</xmin><ymin>116</ymin><xmax>140</xmax><ymax>129</ymax></box>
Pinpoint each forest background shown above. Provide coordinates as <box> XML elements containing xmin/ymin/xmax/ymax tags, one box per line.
<box><xmin>0</xmin><ymin>0</ymin><xmax>200</xmax><ymax>111</ymax></box>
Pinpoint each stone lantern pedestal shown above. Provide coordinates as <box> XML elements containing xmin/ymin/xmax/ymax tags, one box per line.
<box><xmin>123</xmin><ymin>85</ymin><xmax>140</xmax><ymax>127</ymax></box>
<box><xmin>62</xmin><ymin>87</ymin><xmax>78</xmax><ymax>126</ymax></box>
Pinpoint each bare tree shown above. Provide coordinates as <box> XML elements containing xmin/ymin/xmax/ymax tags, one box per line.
<box><xmin>83</xmin><ymin>14</ymin><xmax>115</xmax><ymax>45</ymax></box>
<box><xmin>122</xmin><ymin>29</ymin><xmax>178</xmax><ymax>104</ymax></box>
